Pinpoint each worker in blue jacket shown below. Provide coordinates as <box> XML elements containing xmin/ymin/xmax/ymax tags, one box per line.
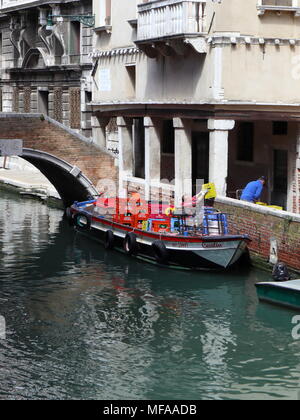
<box><xmin>240</xmin><ymin>176</ymin><xmax>266</xmax><ymax>203</ymax></box>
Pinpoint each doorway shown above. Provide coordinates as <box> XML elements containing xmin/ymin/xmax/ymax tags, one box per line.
<box><xmin>272</xmin><ymin>149</ymin><xmax>288</xmax><ymax>209</ymax></box>
<box><xmin>133</xmin><ymin>118</ymin><xmax>145</xmax><ymax>179</ymax></box>
<box><xmin>192</xmin><ymin>132</ymin><xmax>209</xmax><ymax>195</ymax></box>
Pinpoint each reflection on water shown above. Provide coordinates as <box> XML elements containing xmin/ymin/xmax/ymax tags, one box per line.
<box><xmin>1</xmin><ymin>190</ymin><xmax>300</xmax><ymax>400</ymax></box>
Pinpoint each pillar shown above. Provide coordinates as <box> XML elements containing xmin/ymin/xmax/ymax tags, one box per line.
<box><xmin>91</xmin><ymin>116</ymin><xmax>109</xmax><ymax>148</ymax></box>
<box><xmin>144</xmin><ymin>117</ymin><xmax>161</xmax><ymax>201</ymax></box>
<box><xmin>174</xmin><ymin>118</ymin><xmax>192</xmax><ymax>207</ymax></box>
<box><xmin>207</xmin><ymin>119</ymin><xmax>235</xmax><ymax>197</ymax></box>
<box><xmin>117</xmin><ymin>116</ymin><xmax>133</xmax><ymax>197</ymax></box>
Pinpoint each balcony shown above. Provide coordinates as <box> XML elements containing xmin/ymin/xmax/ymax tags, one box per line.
<box><xmin>0</xmin><ymin>0</ymin><xmax>80</xmax><ymax>13</ymax></box>
<box><xmin>135</xmin><ymin>0</ymin><xmax>207</xmax><ymax>57</ymax></box>
<box><xmin>257</xmin><ymin>0</ymin><xmax>300</xmax><ymax>15</ymax></box>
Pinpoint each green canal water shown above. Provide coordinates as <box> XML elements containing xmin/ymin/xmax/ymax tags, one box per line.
<box><xmin>1</xmin><ymin>190</ymin><xmax>300</xmax><ymax>400</ymax></box>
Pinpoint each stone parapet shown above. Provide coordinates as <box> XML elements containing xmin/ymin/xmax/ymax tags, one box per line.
<box><xmin>215</xmin><ymin>196</ymin><xmax>300</xmax><ymax>272</ymax></box>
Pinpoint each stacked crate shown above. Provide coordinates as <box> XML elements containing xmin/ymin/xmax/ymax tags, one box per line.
<box><xmin>202</xmin><ymin>208</ymin><xmax>229</xmax><ymax>236</ymax></box>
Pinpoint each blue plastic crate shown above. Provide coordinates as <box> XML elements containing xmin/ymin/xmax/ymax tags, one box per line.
<box><xmin>202</xmin><ymin>212</ymin><xmax>229</xmax><ymax>235</ymax></box>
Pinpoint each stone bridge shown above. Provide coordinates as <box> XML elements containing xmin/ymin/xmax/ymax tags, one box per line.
<box><xmin>0</xmin><ymin>113</ymin><xmax>118</xmax><ymax>207</ymax></box>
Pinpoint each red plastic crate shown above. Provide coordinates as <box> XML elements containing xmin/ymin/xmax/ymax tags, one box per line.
<box><xmin>148</xmin><ymin>213</ymin><xmax>169</xmax><ymax>220</ymax></box>
<box><xmin>151</xmin><ymin>220</ymin><xmax>170</xmax><ymax>233</ymax></box>
<box><xmin>134</xmin><ymin>213</ymin><xmax>149</xmax><ymax>229</ymax></box>
<box><xmin>118</xmin><ymin>213</ymin><xmax>134</xmax><ymax>224</ymax></box>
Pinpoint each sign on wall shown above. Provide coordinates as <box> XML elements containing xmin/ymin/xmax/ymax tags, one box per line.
<box><xmin>98</xmin><ymin>68</ymin><xmax>111</xmax><ymax>92</ymax></box>
<box><xmin>0</xmin><ymin>139</ymin><xmax>23</xmax><ymax>156</ymax></box>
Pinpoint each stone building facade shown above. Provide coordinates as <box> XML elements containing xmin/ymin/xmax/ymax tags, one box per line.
<box><xmin>0</xmin><ymin>0</ymin><xmax>93</xmax><ymax>137</ymax></box>
<box><xmin>91</xmin><ymin>0</ymin><xmax>300</xmax><ymax>213</ymax></box>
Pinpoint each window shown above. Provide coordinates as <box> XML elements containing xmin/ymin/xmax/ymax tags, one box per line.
<box><xmin>69</xmin><ymin>87</ymin><xmax>81</xmax><ymax>130</ymax></box>
<box><xmin>237</xmin><ymin>122</ymin><xmax>254</xmax><ymax>162</ymax></box>
<box><xmin>125</xmin><ymin>65</ymin><xmax>136</xmax><ymax>98</ymax></box>
<box><xmin>96</xmin><ymin>0</ymin><xmax>112</xmax><ymax>28</ymax></box>
<box><xmin>69</xmin><ymin>21</ymin><xmax>81</xmax><ymax>64</ymax></box>
<box><xmin>261</xmin><ymin>0</ymin><xmax>293</xmax><ymax>5</ymax></box>
<box><xmin>258</xmin><ymin>0</ymin><xmax>300</xmax><ymax>15</ymax></box>
<box><xmin>38</xmin><ymin>90</ymin><xmax>49</xmax><ymax>115</ymax></box>
<box><xmin>273</xmin><ymin>121</ymin><xmax>288</xmax><ymax>136</ymax></box>
<box><xmin>85</xmin><ymin>91</ymin><xmax>92</xmax><ymax>104</ymax></box>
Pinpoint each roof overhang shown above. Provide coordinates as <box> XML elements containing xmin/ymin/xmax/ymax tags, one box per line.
<box><xmin>91</xmin><ymin>101</ymin><xmax>300</xmax><ymax>121</ymax></box>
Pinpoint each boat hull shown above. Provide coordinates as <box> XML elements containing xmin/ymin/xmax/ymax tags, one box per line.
<box><xmin>71</xmin><ymin>208</ymin><xmax>250</xmax><ymax>270</ymax></box>
<box><xmin>256</xmin><ymin>280</ymin><xmax>300</xmax><ymax>310</ymax></box>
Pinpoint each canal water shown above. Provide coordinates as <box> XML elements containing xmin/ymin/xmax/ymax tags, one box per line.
<box><xmin>1</xmin><ymin>190</ymin><xmax>300</xmax><ymax>400</ymax></box>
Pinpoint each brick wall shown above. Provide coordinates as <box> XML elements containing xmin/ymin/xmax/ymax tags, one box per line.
<box><xmin>216</xmin><ymin>197</ymin><xmax>300</xmax><ymax>272</ymax></box>
<box><xmin>0</xmin><ymin>114</ymin><xmax>118</xmax><ymax>190</ymax></box>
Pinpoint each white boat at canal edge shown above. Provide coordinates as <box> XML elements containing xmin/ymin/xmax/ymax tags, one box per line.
<box><xmin>256</xmin><ymin>280</ymin><xmax>300</xmax><ymax>310</ymax></box>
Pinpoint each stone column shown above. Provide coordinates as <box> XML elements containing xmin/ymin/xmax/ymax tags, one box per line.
<box><xmin>174</xmin><ymin>118</ymin><xmax>192</xmax><ymax>207</ymax></box>
<box><xmin>294</xmin><ymin>124</ymin><xmax>300</xmax><ymax>213</ymax></box>
<box><xmin>117</xmin><ymin>117</ymin><xmax>133</xmax><ymax>197</ymax></box>
<box><xmin>144</xmin><ymin>117</ymin><xmax>161</xmax><ymax>201</ymax></box>
<box><xmin>91</xmin><ymin>116</ymin><xmax>109</xmax><ymax>148</ymax></box>
<box><xmin>207</xmin><ymin>119</ymin><xmax>235</xmax><ymax>197</ymax></box>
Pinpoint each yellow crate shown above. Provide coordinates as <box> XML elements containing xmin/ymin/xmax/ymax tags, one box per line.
<box><xmin>256</xmin><ymin>202</ymin><xmax>267</xmax><ymax>206</ymax></box>
<box><xmin>202</xmin><ymin>183</ymin><xmax>217</xmax><ymax>199</ymax></box>
<box><xmin>268</xmin><ymin>205</ymin><xmax>283</xmax><ymax>211</ymax></box>
<box><xmin>256</xmin><ymin>202</ymin><xmax>283</xmax><ymax>210</ymax></box>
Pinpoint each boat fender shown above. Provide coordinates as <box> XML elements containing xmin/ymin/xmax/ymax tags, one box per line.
<box><xmin>65</xmin><ymin>207</ymin><xmax>74</xmax><ymax>226</ymax></box>
<box><xmin>152</xmin><ymin>240</ymin><xmax>169</xmax><ymax>265</ymax></box>
<box><xmin>165</xmin><ymin>207</ymin><xmax>175</xmax><ymax>216</ymax></box>
<box><xmin>123</xmin><ymin>232</ymin><xmax>137</xmax><ymax>255</ymax></box>
<box><xmin>105</xmin><ymin>230</ymin><xmax>115</xmax><ymax>250</ymax></box>
<box><xmin>272</xmin><ymin>262</ymin><xmax>291</xmax><ymax>282</ymax></box>
<box><xmin>74</xmin><ymin>212</ymin><xmax>92</xmax><ymax>231</ymax></box>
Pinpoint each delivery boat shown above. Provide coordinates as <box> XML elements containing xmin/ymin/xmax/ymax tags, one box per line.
<box><xmin>255</xmin><ymin>280</ymin><xmax>300</xmax><ymax>310</ymax></box>
<box><xmin>67</xmin><ymin>193</ymin><xmax>251</xmax><ymax>270</ymax></box>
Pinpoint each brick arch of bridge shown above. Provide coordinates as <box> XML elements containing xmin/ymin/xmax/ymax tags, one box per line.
<box><xmin>0</xmin><ymin>114</ymin><xmax>118</xmax><ymax>207</ymax></box>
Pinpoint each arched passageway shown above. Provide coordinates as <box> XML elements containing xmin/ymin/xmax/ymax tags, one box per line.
<box><xmin>22</xmin><ymin>149</ymin><xmax>99</xmax><ymax>207</ymax></box>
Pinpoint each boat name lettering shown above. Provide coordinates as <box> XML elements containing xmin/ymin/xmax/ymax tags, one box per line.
<box><xmin>172</xmin><ymin>242</ymin><xmax>189</xmax><ymax>248</ymax></box>
<box><xmin>202</xmin><ymin>242</ymin><xmax>223</xmax><ymax>248</ymax></box>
